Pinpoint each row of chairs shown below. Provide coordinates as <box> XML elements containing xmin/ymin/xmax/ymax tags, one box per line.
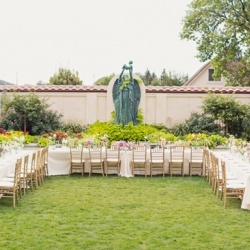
<box><xmin>70</xmin><ymin>146</ymin><xmax>122</xmax><ymax>177</ymax></box>
<box><xmin>0</xmin><ymin>147</ymin><xmax>49</xmax><ymax>207</ymax></box>
<box><xmin>70</xmin><ymin>145</ymin><xmax>167</xmax><ymax>177</ymax></box>
<box><xmin>203</xmin><ymin>149</ymin><xmax>245</xmax><ymax>208</ymax></box>
<box><xmin>69</xmin><ymin>145</ymin><xmax>204</xmax><ymax>177</ymax></box>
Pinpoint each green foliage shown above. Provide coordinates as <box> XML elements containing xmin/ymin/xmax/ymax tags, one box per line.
<box><xmin>185</xmin><ymin>112</ymin><xmax>220</xmax><ymax>134</ymax></box>
<box><xmin>94</xmin><ymin>74</ymin><xmax>115</xmax><ymax>86</ymax></box>
<box><xmin>0</xmin><ymin>108</ymin><xmax>23</xmax><ymax>131</ymax></box>
<box><xmin>148</xmin><ymin>132</ymin><xmax>177</xmax><ymax>143</ymax></box>
<box><xmin>49</xmin><ymin>67</ymin><xmax>83</xmax><ymax>85</ymax></box>
<box><xmin>37</xmin><ymin>137</ymin><xmax>53</xmax><ymax>147</ymax></box>
<box><xmin>139</xmin><ymin>69</ymin><xmax>159</xmax><ymax>86</ymax></box>
<box><xmin>181</xmin><ymin>0</ymin><xmax>250</xmax><ymax>86</ymax></box>
<box><xmin>170</xmin><ymin>112</ymin><xmax>222</xmax><ymax>136</ymax></box>
<box><xmin>234</xmin><ymin>111</ymin><xmax>250</xmax><ymax>140</ymax></box>
<box><xmin>0</xmin><ymin>93</ymin><xmax>63</xmax><ymax>135</ymax></box>
<box><xmin>82</xmin><ymin>121</ymin><xmax>226</xmax><ymax>148</ymax></box>
<box><xmin>160</xmin><ymin>69</ymin><xmax>188</xmax><ymax>86</ymax></box>
<box><xmin>170</xmin><ymin>123</ymin><xmax>188</xmax><ymax>137</ymax></box>
<box><xmin>136</xmin><ymin>108</ymin><xmax>144</xmax><ymax>124</ymax></box>
<box><xmin>201</xmin><ymin>93</ymin><xmax>249</xmax><ymax>135</ymax></box>
<box><xmin>61</xmin><ymin>122</ymin><xmax>87</xmax><ymax>135</ymax></box>
<box><xmin>24</xmin><ymin>134</ymin><xmax>39</xmax><ymax>144</ymax></box>
<box><xmin>136</xmin><ymin>68</ymin><xmax>188</xmax><ymax>86</ymax></box>
<box><xmin>184</xmin><ymin>133</ymin><xmax>208</xmax><ymax>146</ymax></box>
<box><xmin>150</xmin><ymin>124</ymin><xmax>169</xmax><ymax>133</ymax></box>
<box><xmin>207</xmin><ymin>134</ymin><xmax>227</xmax><ymax>148</ymax></box>
<box><xmin>85</xmin><ymin>121</ymin><xmax>160</xmax><ymax>143</ymax></box>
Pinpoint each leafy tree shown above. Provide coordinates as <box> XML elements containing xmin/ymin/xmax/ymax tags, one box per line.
<box><xmin>136</xmin><ymin>69</ymin><xmax>187</xmax><ymax>86</ymax></box>
<box><xmin>170</xmin><ymin>112</ymin><xmax>220</xmax><ymax>136</ymax></box>
<box><xmin>141</xmin><ymin>69</ymin><xmax>159</xmax><ymax>86</ymax></box>
<box><xmin>0</xmin><ymin>93</ymin><xmax>63</xmax><ymax>135</ymax></box>
<box><xmin>241</xmin><ymin>112</ymin><xmax>250</xmax><ymax>140</ymax></box>
<box><xmin>201</xmin><ymin>93</ymin><xmax>249</xmax><ymax>136</ymax></box>
<box><xmin>94</xmin><ymin>74</ymin><xmax>115</xmax><ymax>86</ymax></box>
<box><xmin>49</xmin><ymin>67</ymin><xmax>83</xmax><ymax>85</ymax></box>
<box><xmin>181</xmin><ymin>0</ymin><xmax>250</xmax><ymax>86</ymax></box>
<box><xmin>150</xmin><ymin>77</ymin><xmax>160</xmax><ymax>86</ymax></box>
<box><xmin>185</xmin><ymin>112</ymin><xmax>220</xmax><ymax>134</ymax></box>
<box><xmin>160</xmin><ymin>69</ymin><xmax>188</xmax><ymax>86</ymax></box>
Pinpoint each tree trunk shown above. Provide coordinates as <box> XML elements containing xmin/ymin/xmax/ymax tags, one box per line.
<box><xmin>23</xmin><ymin>116</ymin><xmax>27</xmax><ymax>132</ymax></box>
<box><xmin>225</xmin><ymin>122</ymin><xmax>228</xmax><ymax>137</ymax></box>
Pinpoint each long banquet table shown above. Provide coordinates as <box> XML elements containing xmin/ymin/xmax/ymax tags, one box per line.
<box><xmin>213</xmin><ymin>151</ymin><xmax>250</xmax><ymax>210</ymax></box>
<box><xmin>48</xmin><ymin>146</ymin><xmax>192</xmax><ymax>177</ymax></box>
<box><xmin>1</xmin><ymin>147</ymin><xmax>250</xmax><ymax>210</ymax></box>
<box><xmin>0</xmin><ymin>150</ymin><xmax>35</xmax><ymax>178</ymax></box>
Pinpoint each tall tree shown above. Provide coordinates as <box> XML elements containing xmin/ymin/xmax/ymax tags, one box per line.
<box><xmin>201</xmin><ymin>93</ymin><xmax>249</xmax><ymax>136</ymax></box>
<box><xmin>181</xmin><ymin>0</ymin><xmax>250</xmax><ymax>86</ymax></box>
<box><xmin>49</xmin><ymin>67</ymin><xmax>83</xmax><ymax>85</ymax></box>
<box><xmin>1</xmin><ymin>93</ymin><xmax>62</xmax><ymax>134</ymax></box>
<box><xmin>160</xmin><ymin>69</ymin><xmax>188</xmax><ymax>86</ymax></box>
<box><xmin>94</xmin><ymin>74</ymin><xmax>115</xmax><ymax>86</ymax></box>
<box><xmin>141</xmin><ymin>69</ymin><xmax>159</xmax><ymax>86</ymax></box>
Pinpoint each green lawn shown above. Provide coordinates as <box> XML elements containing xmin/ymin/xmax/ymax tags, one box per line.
<box><xmin>0</xmin><ymin>176</ymin><xmax>249</xmax><ymax>250</ymax></box>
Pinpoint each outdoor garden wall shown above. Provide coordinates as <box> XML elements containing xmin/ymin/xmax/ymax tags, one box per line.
<box><xmin>0</xmin><ymin>83</ymin><xmax>250</xmax><ymax>128</ymax></box>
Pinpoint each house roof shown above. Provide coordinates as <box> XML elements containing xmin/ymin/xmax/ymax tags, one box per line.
<box><xmin>184</xmin><ymin>61</ymin><xmax>211</xmax><ymax>86</ymax></box>
<box><xmin>0</xmin><ymin>84</ymin><xmax>250</xmax><ymax>94</ymax></box>
<box><xmin>0</xmin><ymin>79</ymin><xmax>14</xmax><ymax>85</ymax></box>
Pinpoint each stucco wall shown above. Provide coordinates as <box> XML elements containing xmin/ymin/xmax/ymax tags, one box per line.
<box><xmin>2</xmin><ymin>87</ymin><xmax>249</xmax><ymax>128</ymax></box>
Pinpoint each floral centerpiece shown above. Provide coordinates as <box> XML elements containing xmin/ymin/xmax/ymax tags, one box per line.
<box><xmin>101</xmin><ymin>134</ymin><xmax>109</xmax><ymax>146</ymax></box>
<box><xmin>117</xmin><ymin>141</ymin><xmax>134</xmax><ymax>151</ymax></box>
<box><xmin>53</xmin><ymin>132</ymin><xmax>69</xmax><ymax>145</ymax></box>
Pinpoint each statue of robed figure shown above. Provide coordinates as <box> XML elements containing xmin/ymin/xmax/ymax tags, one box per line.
<box><xmin>112</xmin><ymin>61</ymin><xmax>141</xmax><ymax>125</ymax></box>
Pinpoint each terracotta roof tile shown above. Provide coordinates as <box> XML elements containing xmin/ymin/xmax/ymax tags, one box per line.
<box><xmin>0</xmin><ymin>85</ymin><xmax>107</xmax><ymax>92</ymax></box>
<box><xmin>0</xmin><ymin>84</ymin><xmax>250</xmax><ymax>94</ymax></box>
<box><xmin>145</xmin><ymin>86</ymin><xmax>250</xmax><ymax>94</ymax></box>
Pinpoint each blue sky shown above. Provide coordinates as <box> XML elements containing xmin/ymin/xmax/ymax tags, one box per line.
<box><xmin>0</xmin><ymin>0</ymin><xmax>204</xmax><ymax>85</ymax></box>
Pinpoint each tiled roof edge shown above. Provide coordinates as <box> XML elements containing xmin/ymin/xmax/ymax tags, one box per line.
<box><xmin>145</xmin><ymin>86</ymin><xmax>250</xmax><ymax>94</ymax></box>
<box><xmin>0</xmin><ymin>85</ymin><xmax>107</xmax><ymax>92</ymax></box>
<box><xmin>0</xmin><ymin>85</ymin><xmax>250</xmax><ymax>94</ymax></box>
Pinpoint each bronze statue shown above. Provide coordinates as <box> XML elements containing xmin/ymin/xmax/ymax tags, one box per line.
<box><xmin>112</xmin><ymin>61</ymin><xmax>141</xmax><ymax>125</ymax></box>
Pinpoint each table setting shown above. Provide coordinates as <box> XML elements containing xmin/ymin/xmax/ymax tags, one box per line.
<box><xmin>213</xmin><ymin>150</ymin><xmax>250</xmax><ymax>210</ymax></box>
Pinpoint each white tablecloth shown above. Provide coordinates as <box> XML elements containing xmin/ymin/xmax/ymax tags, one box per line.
<box><xmin>213</xmin><ymin>151</ymin><xmax>250</xmax><ymax>210</ymax></box>
<box><xmin>0</xmin><ymin>150</ymin><xmax>35</xmax><ymax>178</ymax></box>
<box><xmin>48</xmin><ymin>147</ymin><xmax>192</xmax><ymax>177</ymax></box>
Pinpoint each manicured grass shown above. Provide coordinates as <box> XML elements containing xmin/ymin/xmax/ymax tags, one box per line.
<box><xmin>0</xmin><ymin>175</ymin><xmax>249</xmax><ymax>249</ymax></box>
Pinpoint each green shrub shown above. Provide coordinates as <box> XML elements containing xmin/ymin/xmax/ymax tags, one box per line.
<box><xmin>171</xmin><ymin>112</ymin><xmax>220</xmax><ymax>136</ymax></box>
<box><xmin>185</xmin><ymin>112</ymin><xmax>221</xmax><ymax>133</ymax></box>
<box><xmin>61</xmin><ymin>122</ymin><xmax>87</xmax><ymax>135</ymax></box>
<box><xmin>37</xmin><ymin>137</ymin><xmax>53</xmax><ymax>147</ymax></box>
<box><xmin>170</xmin><ymin>123</ymin><xmax>188</xmax><ymax>136</ymax></box>
<box><xmin>0</xmin><ymin>93</ymin><xmax>63</xmax><ymax>135</ymax></box>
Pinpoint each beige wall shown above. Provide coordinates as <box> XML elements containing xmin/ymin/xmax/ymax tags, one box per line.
<box><xmin>37</xmin><ymin>92</ymin><xmax>108</xmax><ymax>125</ymax></box>
<box><xmin>2</xmin><ymin>88</ymin><xmax>249</xmax><ymax>128</ymax></box>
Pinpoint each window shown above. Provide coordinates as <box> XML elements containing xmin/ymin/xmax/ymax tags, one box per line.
<box><xmin>208</xmin><ymin>69</ymin><xmax>221</xmax><ymax>81</ymax></box>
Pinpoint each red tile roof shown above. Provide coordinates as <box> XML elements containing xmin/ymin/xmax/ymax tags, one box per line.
<box><xmin>0</xmin><ymin>85</ymin><xmax>250</xmax><ymax>94</ymax></box>
<box><xmin>145</xmin><ymin>86</ymin><xmax>250</xmax><ymax>94</ymax></box>
<box><xmin>0</xmin><ymin>85</ymin><xmax>107</xmax><ymax>92</ymax></box>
